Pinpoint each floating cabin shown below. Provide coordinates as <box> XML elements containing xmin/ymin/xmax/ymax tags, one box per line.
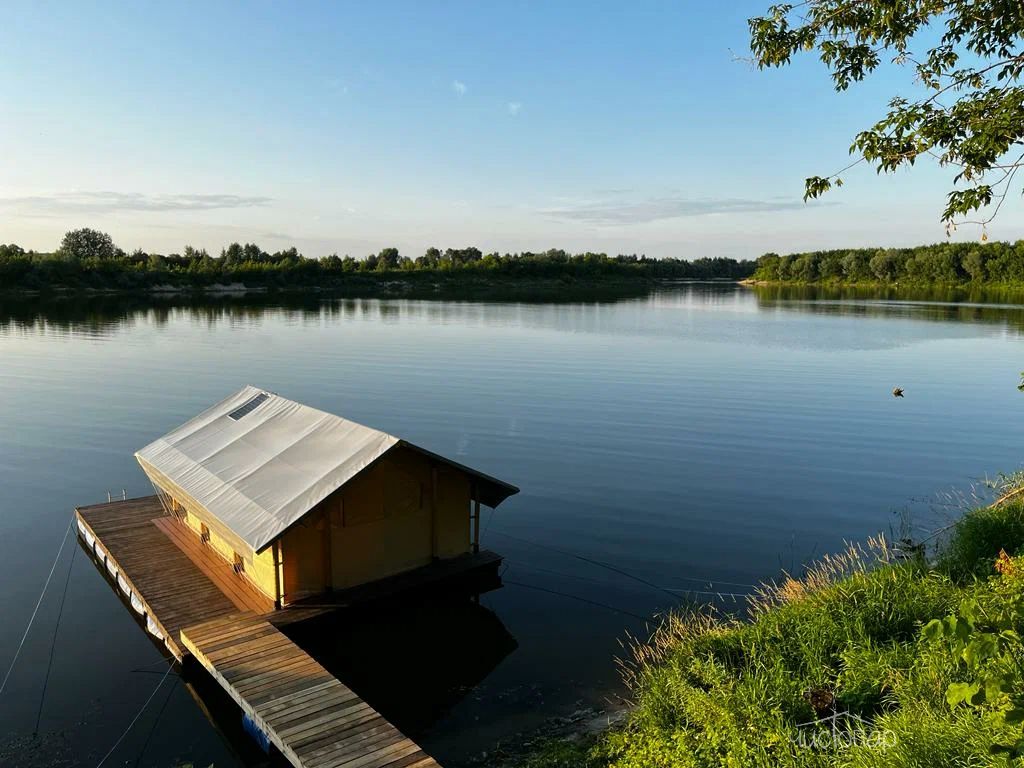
<box><xmin>74</xmin><ymin>387</ymin><xmax>518</xmax><ymax>768</ymax></box>
<box><xmin>135</xmin><ymin>385</ymin><xmax>520</xmax><ymax>608</ymax></box>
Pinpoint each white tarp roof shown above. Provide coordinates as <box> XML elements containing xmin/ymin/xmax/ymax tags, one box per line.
<box><xmin>135</xmin><ymin>385</ymin><xmax>518</xmax><ymax>553</ymax></box>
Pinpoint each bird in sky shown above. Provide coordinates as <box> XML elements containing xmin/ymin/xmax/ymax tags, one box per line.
<box><xmin>892</xmin><ymin>387</ymin><xmax>904</xmax><ymax>398</ymax></box>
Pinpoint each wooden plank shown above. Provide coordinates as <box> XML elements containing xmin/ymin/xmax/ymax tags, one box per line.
<box><xmin>215</xmin><ymin>636</ymin><xmax>301</xmax><ymax>671</ymax></box>
<box><xmin>333</xmin><ymin>740</ymin><xmax>422</xmax><ymax>768</ymax></box>
<box><xmin>310</xmin><ymin>734</ymin><xmax>407</xmax><ymax>768</ymax></box>
<box><xmin>265</xmin><ymin>689</ymin><xmax>361</xmax><ymax>727</ymax></box>
<box><xmin>278</xmin><ymin>702</ymin><xmax>374</xmax><ymax>741</ymax></box>
<box><xmin>232</xmin><ymin>656</ymin><xmax>325</xmax><ymax>693</ymax></box>
<box><xmin>267</xmin><ymin>696</ymin><xmax>367</xmax><ymax>734</ymax></box>
<box><xmin>175</xmin><ymin>612</ymin><xmax>260</xmax><ymax>643</ymax></box>
<box><xmin>295</xmin><ymin>712</ymin><xmax>385</xmax><ymax>757</ymax></box>
<box><xmin>382</xmin><ymin>757</ymin><xmax>436</xmax><ymax>768</ymax></box>
<box><xmin>191</xmin><ymin>622</ymin><xmax>279</xmax><ymax>654</ymax></box>
<box><xmin>259</xmin><ymin>680</ymin><xmax>343</xmax><ymax>714</ymax></box>
<box><xmin>302</xmin><ymin>726</ymin><xmax>401</xmax><ymax>767</ymax></box>
<box><xmin>238</xmin><ymin>665</ymin><xmax>333</xmax><ymax>701</ymax></box>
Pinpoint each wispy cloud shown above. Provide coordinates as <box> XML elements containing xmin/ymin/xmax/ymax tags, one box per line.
<box><xmin>507</xmin><ymin>101</ymin><xmax>522</xmax><ymax>116</ymax></box>
<box><xmin>0</xmin><ymin>191</ymin><xmax>271</xmax><ymax>215</ymax></box>
<box><xmin>542</xmin><ymin>194</ymin><xmax>823</xmax><ymax>225</ymax></box>
<box><xmin>451</xmin><ymin>80</ymin><xmax>467</xmax><ymax>96</ymax></box>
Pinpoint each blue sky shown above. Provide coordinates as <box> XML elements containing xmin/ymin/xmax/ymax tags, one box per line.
<box><xmin>2</xmin><ymin>1</ymin><xmax>1020</xmax><ymax>259</ymax></box>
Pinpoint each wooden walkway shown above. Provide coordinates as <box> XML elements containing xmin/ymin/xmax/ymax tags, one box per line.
<box><xmin>182</xmin><ymin>613</ymin><xmax>440</xmax><ymax>768</ymax></box>
<box><xmin>75</xmin><ymin>496</ymin><xmax>450</xmax><ymax>768</ymax></box>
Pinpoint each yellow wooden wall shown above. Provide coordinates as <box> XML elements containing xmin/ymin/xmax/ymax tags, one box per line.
<box><xmin>280</xmin><ymin>507</ymin><xmax>329</xmax><ymax>603</ymax></box>
<box><xmin>158</xmin><ymin>446</ymin><xmax>474</xmax><ymax>604</ymax></box>
<box><xmin>327</xmin><ymin>447</ymin><xmax>471</xmax><ymax>590</ymax></box>
<box><xmin>173</xmin><ymin>500</ymin><xmax>279</xmax><ymax>601</ymax></box>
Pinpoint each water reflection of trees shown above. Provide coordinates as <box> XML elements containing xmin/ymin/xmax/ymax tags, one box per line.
<box><xmin>750</xmin><ymin>284</ymin><xmax>1024</xmax><ymax>334</ymax></box>
<box><xmin>6</xmin><ymin>283</ymin><xmax>1024</xmax><ymax>339</ymax></box>
<box><xmin>0</xmin><ymin>286</ymin><xmax>655</xmax><ymax>338</ymax></box>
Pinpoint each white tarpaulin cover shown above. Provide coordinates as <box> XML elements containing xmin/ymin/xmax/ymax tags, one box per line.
<box><xmin>135</xmin><ymin>385</ymin><xmax>518</xmax><ymax>554</ymax></box>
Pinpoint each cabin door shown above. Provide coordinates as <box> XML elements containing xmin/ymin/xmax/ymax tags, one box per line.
<box><xmin>281</xmin><ymin>517</ymin><xmax>328</xmax><ymax>603</ymax></box>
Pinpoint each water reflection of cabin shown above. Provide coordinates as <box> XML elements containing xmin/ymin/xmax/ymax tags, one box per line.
<box><xmin>135</xmin><ymin>386</ymin><xmax>519</xmax><ymax>608</ymax></box>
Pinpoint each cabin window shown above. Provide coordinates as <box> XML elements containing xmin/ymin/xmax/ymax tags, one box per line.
<box><xmin>233</xmin><ymin>552</ymin><xmax>245</xmax><ymax>574</ymax></box>
<box><xmin>200</xmin><ymin>523</ymin><xmax>211</xmax><ymax>544</ymax></box>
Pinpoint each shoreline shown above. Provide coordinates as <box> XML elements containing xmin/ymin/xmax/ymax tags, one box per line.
<box><xmin>740</xmin><ymin>277</ymin><xmax>1024</xmax><ymax>289</ymax></box>
<box><xmin>521</xmin><ymin>494</ymin><xmax>1024</xmax><ymax>768</ymax></box>
<box><xmin>0</xmin><ymin>276</ymin><xmax>744</xmax><ymax>301</ymax></box>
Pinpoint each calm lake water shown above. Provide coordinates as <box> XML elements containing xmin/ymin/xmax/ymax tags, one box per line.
<box><xmin>1</xmin><ymin>283</ymin><xmax>1022</xmax><ymax>766</ymax></box>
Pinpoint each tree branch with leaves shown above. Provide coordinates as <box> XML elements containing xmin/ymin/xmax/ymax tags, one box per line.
<box><xmin>749</xmin><ymin>1</ymin><xmax>1024</xmax><ymax>231</ymax></box>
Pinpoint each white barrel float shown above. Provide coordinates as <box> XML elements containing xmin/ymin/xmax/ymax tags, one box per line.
<box><xmin>76</xmin><ymin>518</ymin><xmax>96</xmax><ymax>548</ymax></box>
<box><xmin>145</xmin><ymin>614</ymin><xmax>164</xmax><ymax>641</ymax></box>
<box><xmin>130</xmin><ymin>592</ymin><xmax>145</xmax><ymax>615</ymax></box>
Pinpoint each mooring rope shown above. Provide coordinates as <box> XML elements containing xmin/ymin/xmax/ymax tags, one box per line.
<box><xmin>0</xmin><ymin>516</ymin><xmax>74</xmax><ymax>696</ymax></box>
<box><xmin>34</xmin><ymin>538</ymin><xmax>78</xmax><ymax>734</ymax></box>
<box><xmin>503</xmin><ymin>579</ymin><xmax>650</xmax><ymax>621</ymax></box>
<box><xmin>490</xmin><ymin>529</ymin><xmax>755</xmax><ymax>599</ymax></box>
<box><xmin>133</xmin><ymin>675</ymin><xmax>178</xmax><ymax>768</ymax></box>
<box><xmin>512</xmin><ymin>560</ymin><xmax>754</xmax><ymax>599</ymax></box>
<box><xmin>95</xmin><ymin>661</ymin><xmax>175</xmax><ymax>768</ymax></box>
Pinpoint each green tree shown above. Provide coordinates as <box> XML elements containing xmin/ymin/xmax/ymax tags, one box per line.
<box><xmin>375</xmin><ymin>247</ymin><xmax>401</xmax><ymax>271</ymax></box>
<box><xmin>963</xmin><ymin>249</ymin><xmax>987</xmax><ymax>281</ymax></box>
<box><xmin>58</xmin><ymin>228</ymin><xmax>117</xmax><ymax>262</ymax></box>
<box><xmin>791</xmin><ymin>253</ymin><xmax>819</xmax><ymax>281</ymax></box>
<box><xmin>869</xmin><ymin>249</ymin><xmax>899</xmax><ymax>281</ymax></box>
<box><xmin>755</xmin><ymin>253</ymin><xmax>780</xmax><ymax>280</ymax></box>
<box><xmin>841</xmin><ymin>250</ymin><xmax>871</xmax><ymax>281</ymax></box>
<box><xmin>183</xmin><ymin>245</ymin><xmax>210</xmax><ymax>262</ymax></box>
<box><xmin>750</xmin><ymin>1</ymin><xmax>1024</xmax><ymax>226</ymax></box>
<box><xmin>417</xmin><ymin>247</ymin><xmax>442</xmax><ymax>269</ymax></box>
<box><xmin>222</xmin><ymin>242</ymin><xmax>244</xmax><ymax>266</ymax></box>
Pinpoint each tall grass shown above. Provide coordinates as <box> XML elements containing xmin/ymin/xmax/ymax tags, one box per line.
<box><xmin>532</xmin><ymin>500</ymin><xmax>1024</xmax><ymax>768</ymax></box>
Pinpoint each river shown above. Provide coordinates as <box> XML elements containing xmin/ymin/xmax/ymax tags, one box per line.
<box><xmin>0</xmin><ymin>283</ymin><xmax>1021</xmax><ymax>766</ymax></box>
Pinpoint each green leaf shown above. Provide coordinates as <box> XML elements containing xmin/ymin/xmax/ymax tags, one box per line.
<box><xmin>953</xmin><ymin>616</ymin><xmax>974</xmax><ymax>643</ymax></box>
<box><xmin>986</xmin><ymin>676</ymin><xmax>1009</xmax><ymax>704</ymax></box>
<box><xmin>963</xmin><ymin>634</ymin><xmax>998</xmax><ymax>668</ymax></box>
<box><xmin>922</xmin><ymin>618</ymin><xmax>944</xmax><ymax>641</ymax></box>
<box><xmin>947</xmin><ymin>681</ymin><xmax>982</xmax><ymax>708</ymax></box>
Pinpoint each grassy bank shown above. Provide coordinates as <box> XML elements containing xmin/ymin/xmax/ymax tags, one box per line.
<box><xmin>527</xmin><ymin>497</ymin><xmax>1024</xmax><ymax>768</ymax></box>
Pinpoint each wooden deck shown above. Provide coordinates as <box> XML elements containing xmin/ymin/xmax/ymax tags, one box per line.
<box><xmin>74</xmin><ymin>495</ymin><xmax>483</xmax><ymax>768</ymax></box>
<box><xmin>182</xmin><ymin>613</ymin><xmax>440</xmax><ymax>768</ymax></box>
<box><xmin>76</xmin><ymin>496</ymin><xmax>274</xmax><ymax>659</ymax></box>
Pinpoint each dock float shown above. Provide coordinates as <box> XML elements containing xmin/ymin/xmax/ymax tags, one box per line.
<box><xmin>75</xmin><ymin>496</ymin><xmax>453</xmax><ymax>768</ymax></box>
<box><xmin>182</xmin><ymin>613</ymin><xmax>439</xmax><ymax>768</ymax></box>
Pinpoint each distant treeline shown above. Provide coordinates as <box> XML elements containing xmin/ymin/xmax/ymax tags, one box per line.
<box><xmin>753</xmin><ymin>240</ymin><xmax>1024</xmax><ymax>285</ymax></box>
<box><xmin>0</xmin><ymin>228</ymin><xmax>754</xmax><ymax>292</ymax></box>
